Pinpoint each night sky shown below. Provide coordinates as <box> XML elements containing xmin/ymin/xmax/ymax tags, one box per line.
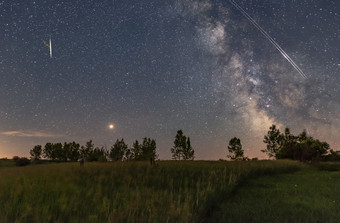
<box><xmin>1</xmin><ymin>0</ymin><xmax>339</xmax><ymax>159</ymax></box>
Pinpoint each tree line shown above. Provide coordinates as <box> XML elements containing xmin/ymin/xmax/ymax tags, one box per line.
<box><xmin>26</xmin><ymin>130</ymin><xmax>196</xmax><ymax>165</ymax></box>
<box><xmin>28</xmin><ymin>138</ymin><xmax>158</xmax><ymax>163</ymax></box>
<box><xmin>12</xmin><ymin>125</ymin><xmax>337</xmax><ymax>166</ymax></box>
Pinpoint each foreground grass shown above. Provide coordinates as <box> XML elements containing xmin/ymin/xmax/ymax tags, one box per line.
<box><xmin>0</xmin><ymin>160</ymin><xmax>301</xmax><ymax>222</ymax></box>
<box><xmin>209</xmin><ymin>164</ymin><xmax>340</xmax><ymax>223</ymax></box>
<box><xmin>0</xmin><ymin>158</ymin><xmax>15</xmax><ymax>168</ymax></box>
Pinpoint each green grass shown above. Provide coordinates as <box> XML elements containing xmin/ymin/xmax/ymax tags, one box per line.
<box><xmin>208</xmin><ymin>165</ymin><xmax>340</xmax><ymax>223</ymax></box>
<box><xmin>0</xmin><ymin>160</ymin><xmax>302</xmax><ymax>222</ymax></box>
<box><xmin>2</xmin><ymin>159</ymin><xmax>339</xmax><ymax>222</ymax></box>
<box><xmin>0</xmin><ymin>158</ymin><xmax>15</xmax><ymax>168</ymax></box>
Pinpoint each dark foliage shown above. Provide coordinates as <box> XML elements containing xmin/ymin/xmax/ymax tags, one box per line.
<box><xmin>29</xmin><ymin>145</ymin><xmax>42</xmax><ymax>161</ymax></box>
<box><xmin>261</xmin><ymin>124</ymin><xmax>283</xmax><ymax>158</ymax></box>
<box><xmin>227</xmin><ymin>137</ymin><xmax>245</xmax><ymax>160</ymax></box>
<box><xmin>110</xmin><ymin>139</ymin><xmax>128</xmax><ymax>161</ymax></box>
<box><xmin>13</xmin><ymin>156</ymin><xmax>30</xmax><ymax>166</ymax></box>
<box><xmin>262</xmin><ymin>125</ymin><xmax>331</xmax><ymax>162</ymax></box>
<box><xmin>140</xmin><ymin>137</ymin><xmax>158</xmax><ymax>161</ymax></box>
<box><xmin>171</xmin><ymin>130</ymin><xmax>195</xmax><ymax>160</ymax></box>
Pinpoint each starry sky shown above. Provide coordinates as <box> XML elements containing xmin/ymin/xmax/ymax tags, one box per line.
<box><xmin>1</xmin><ymin>0</ymin><xmax>339</xmax><ymax>159</ymax></box>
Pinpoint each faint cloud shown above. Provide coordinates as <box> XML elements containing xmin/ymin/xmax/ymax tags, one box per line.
<box><xmin>1</xmin><ymin>131</ymin><xmax>63</xmax><ymax>138</ymax></box>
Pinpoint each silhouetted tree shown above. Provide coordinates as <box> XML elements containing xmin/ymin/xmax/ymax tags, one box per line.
<box><xmin>140</xmin><ymin>137</ymin><xmax>157</xmax><ymax>161</ymax></box>
<box><xmin>30</xmin><ymin>145</ymin><xmax>42</xmax><ymax>161</ymax></box>
<box><xmin>67</xmin><ymin>142</ymin><xmax>81</xmax><ymax>162</ymax></box>
<box><xmin>171</xmin><ymin>130</ymin><xmax>194</xmax><ymax>160</ymax></box>
<box><xmin>227</xmin><ymin>137</ymin><xmax>244</xmax><ymax>160</ymax></box>
<box><xmin>80</xmin><ymin>140</ymin><xmax>94</xmax><ymax>161</ymax></box>
<box><xmin>262</xmin><ymin>125</ymin><xmax>331</xmax><ymax>162</ymax></box>
<box><xmin>278</xmin><ymin>136</ymin><xmax>330</xmax><ymax>162</ymax></box>
<box><xmin>61</xmin><ymin>142</ymin><xmax>71</xmax><ymax>162</ymax></box>
<box><xmin>261</xmin><ymin>124</ymin><xmax>283</xmax><ymax>158</ymax></box>
<box><xmin>131</xmin><ymin>140</ymin><xmax>143</xmax><ymax>161</ymax></box>
<box><xmin>88</xmin><ymin>146</ymin><xmax>107</xmax><ymax>162</ymax></box>
<box><xmin>53</xmin><ymin>143</ymin><xmax>64</xmax><ymax>161</ymax></box>
<box><xmin>171</xmin><ymin>130</ymin><xmax>186</xmax><ymax>160</ymax></box>
<box><xmin>324</xmin><ymin>150</ymin><xmax>340</xmax><ymax>161</ymax></box>
<box><xmin>298</xmin><ymin>129</ymin><xmax>308</xmax><ymax>142</ymax></box>
<box><xmin>110</xmin><ymin>139</ymin><xmax>128</xmax><ymax>161</ymax></box>
<box><xmin>182</xmin><ymin>137</ymin><xmax>195</xmax><ymax>160</ymax></box>
<box><xmin>43</xmin><ymin>143</ymin><xmax>58</xmax><ymax>161</ymax></box>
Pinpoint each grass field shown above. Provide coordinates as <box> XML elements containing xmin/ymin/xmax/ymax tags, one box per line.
<box><xmin>0</xmin><ymin>158</ymin><xmax>15</xmax><ymax>168</ymax></box>
<box><xmin>0</xmin><ymin>160</ymin><xmax>338</xmax><ymax>222</ymax></box>
<box><xmin>207</xmin><ymin>163</ymin><xmax>340</xmax><ymax>222</ymax></box>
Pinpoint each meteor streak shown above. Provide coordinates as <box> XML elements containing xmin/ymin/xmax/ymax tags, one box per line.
<box><xmin>43</xmin><ymin>36</ymin><xmax>52</xmax><ymax>58</ymax></box>
<box><xmin>230</xmin><ymin>0</ymin><xmax>308</xmax><ymax>79</ymax></box>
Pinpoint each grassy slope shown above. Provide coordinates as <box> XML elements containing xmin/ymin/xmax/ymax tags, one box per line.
<box><xmin>0</xmin><ymin>160</ymin><xmax>301</xmax><ymax>223</ymax></box>
<box><xmin>209</xmin><ymin>165</ymin><xmax>340</xmax><ymax>223</ymax></box>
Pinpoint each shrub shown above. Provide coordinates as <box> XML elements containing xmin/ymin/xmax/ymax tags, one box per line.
<box><xmin>13</xmin><ymin>157</ymin><xmax>30</xmax><ymax>166</ymax></box>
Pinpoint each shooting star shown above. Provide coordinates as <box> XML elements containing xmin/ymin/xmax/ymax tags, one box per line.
<box><xmin>43</xmin><ymin>36</ymin><xmax>52</xmax><ymax>58</ymax></box>
<box><xmin>230</xmin><ymin>0</ymin><xmax>308</xmax><ymax>79</ymax></box>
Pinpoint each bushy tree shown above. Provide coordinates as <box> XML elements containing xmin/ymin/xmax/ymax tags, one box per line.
<box><xmin>140</xmin><ymin>137</ymin><xmax>157</xmax><ymax>161</ymax></box>
<box><xmin>30</xmin><ymin>145</ymin><xmax>42</xmax><ymax>161</ymax></box>
<box><xmin>261</xmin><ymin>124</ymin><xmax>283</xmax><ymax>158</ymax></box>
<box><xmin>278</xmin><ymin>137</ymin><xmax>330</xmax><ymax>162</ymax></box>
<box><xmin>88</xmin><ymin>146</ymin><xmax>108</xmax><ymax>162</ymax></box>
<box><xmin>67</xmin><ymin>142</ymin><xmax>81</xmax><ymax>162</ymax></box>
<box><xmin>171</xmin><ymin>130</ymin><xmax>195</xmax><ymax>160</ymax></box>
<box><xmin>80</xmin><ymin>140</ymin><xmax>94</xmax><ymax>160</ymax></box>
<box><xmin>43</xmin><ymin>143</ymin><xmax>59</xmax><ymax>161</ymax></box>
<box><xmin>110</xmin><ymin>139</ymin><xmax>128</xmax><ymax>161</ymax></box>
<box><xmin>324</xmin><ymin>150</ymin><xmax>340</xmax><ymax>161</ymax></box>
<box><xmin>262</xmin><ymin>125</ymin><xmax>331</xmax><ymax>162</ymax></box>
<box><xmin>131</xmin><ymin>140</ymin><xmax>143</xmax><ymax>161</ymax></box>
<box><xmin>227</xmin><ymin>137</ymin><xmax>244</xmax><ymax>160</ymax></box>
<box><xmin>53</xmin><ymin>143</ymin><xmax>64</xmax><ymax>162</ymax></box>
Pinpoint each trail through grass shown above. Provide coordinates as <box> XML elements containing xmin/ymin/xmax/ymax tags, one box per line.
<box><xmin>207</xmin><ymin>165</ymin><xmax>340</xmax><ymax>222</ymax></box>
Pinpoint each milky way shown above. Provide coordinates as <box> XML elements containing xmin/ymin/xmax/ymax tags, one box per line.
<box><xmin>0</xmin><ymin>0</ymin><xmax>339</xmax><ymax>159</ymax></box>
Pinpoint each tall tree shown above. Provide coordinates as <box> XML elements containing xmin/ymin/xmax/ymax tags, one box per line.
<box><xmin>227</xmin><ymin>137</ymin><xmax>244</xmax><ymax>160</ymax></box>
<box><xmin>30</xmin><ymin>145</ymin><xmax>42</xmax><ymax>161</ymax></box>
<box><xmin>131</xmin><ymin>140</ymin><xmax>143</xmax><ymax>161</ymax></box>
<box><xmin>182</xmin><ymin>137</ymin><xmax>195</xmax><ymax>160</ymax></box>
<box><xmin>53</xmin><ymin>143</ymin><xmax>64</xmax><ymax>161</ymax></box>
<box><xmin>80</xmin><ymin>140</ymin><xmax>94</xmax><ymax>161</ymax></box>
<box><xmin>43</xmin><ymin>143</ymin><xmax>57</xmax><ymax>160</ymax></box>
<box><xmin>140</xmin><ymin>137</ymin><xmax>157</xmax><ymax>161</ymax></box>
<box><xmin>261</xmin><ymin>124</ymin><xmax>283</xmax><ymax>158</ymax></box>
<box><xmin>67</xmin><ymin>141</ymin><xmax>81</xmax><ymax>162</ymax></box>
<box><xmin>110</xmin><ymin>139</ymin><xmax>128</xmax><ymax>161</ymax></box>
<box><xmin>171</xmin><ymin>130</ymin><xmax>187</xmax><ymax>160</ymax></box>
<box><xmin>298</xmin><ymin>129</ymin><xmax>308</xmax><ymax>142</ymax></box>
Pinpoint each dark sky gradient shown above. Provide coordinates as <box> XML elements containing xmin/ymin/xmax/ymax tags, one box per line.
<box><xmin>1</xmin><ymin>0</ymin><xmax>339</xmax><ymax>159</ymax></box>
